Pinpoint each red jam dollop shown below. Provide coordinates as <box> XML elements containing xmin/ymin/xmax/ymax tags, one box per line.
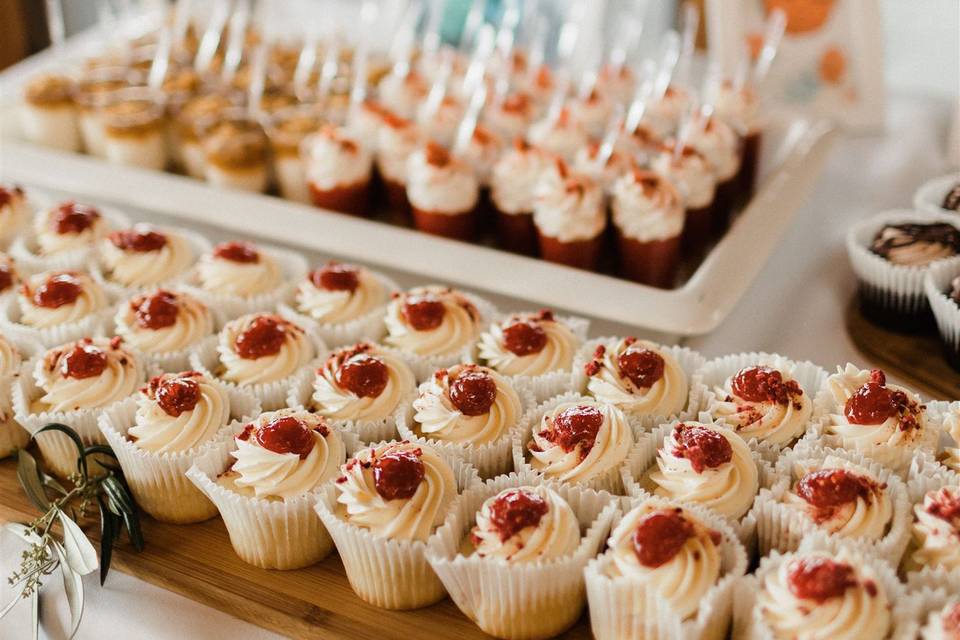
<box><xmin>795</xmin><ymin>469</ymin><xmax>877</xmax><ymax>518</ymax></box>
<box><xmin>787</xmin><ymin>557</ymin><xmax>857</xmax><ymax>603</ymax></box>
<box><xmin>336</xmin><ymin>353</ymin><xmax>389</xmax><ymax>398</ymax></box>
<box><xmin>401</xmin><ymin>293</ymin><xmax>446</xmax><ymax>331</ymax></box>
<box><xmin>488</xmin><ymin>488</ymin><xmax>549</xmax><ymax>542</ymax></box>
<box><xmin>731</xmin><ymin>366</ymin><xmax>801</xmax><ymax>405</ymax></box>
<box><xmin>213</xmin><ymin>241</ymin><xmax>260</xmax><ymax>264</ymax></box>
<box><xmin>927</xmin><ymin>488</ymin><xmax>960</xmax><ymax>525</ymax></box>
<box><xmin>310</xmin><ymin>262</ymin><xmax>360</xmax><ymax>293</ymax></box>
<box><xmin>617</xmin><ymin>344</ymin><xmax>665</xmax><ymax>389</ymax></box>
<box><xmin>51</xmin><ymin>202</ymin><xmax>100</xmax><ymax>234</ymax></box>
<box><xmin>502</xmin><ymin>320</ymin><xmax>547</xmax><ymax>356</ymax></box>
<box><xmin>943</xmin><ymin>603</ymin><xmax>960</xmax><ymax>636</ymax></box>
<box><xmin>108</xmin><ymin>227</ymin><xmax>168</xmax><ymax>252</ymax></box>
<box><xmin>234</xmin><ymin>316</ymin><xmax>289</xmax><ymax>359</ymax></box>
<box><xmin>672</xmin><ymin>424</ymin><xmax>733</xmax><ymax>473</ymax></box>
<box><xmin>448</xmin><ymin>368</ymin><xmax>497</xmax><ymax>416</ymax></box>
<box><xmin>131</xmin><ymin>290</ymin><xmax>179</xmax><ymax>330</ymax></box>
<box><xmin>373</xmin><ymin>448</ymin><xmax>425</xmax><ymax>501</ymax></box>
<box><xmin>844</xmin><ymin>375</ymin><xmax>897</xmax><ymax>425</ymax></box>
<box><xmin>547</xmin><ymin>405</ymin><xmax>604</xmax><ymax>455</ymax></box>
<box><xmin>60</xmin><ymin>342</ymin><xmax>108</xmax><ymax>380</ymax></box>
<box><xmin>631</xmin><ymin>509</ymin><xmax>695</xmax><ymax>568</ymax></box>
<box><xmin>255</xmin><ymin>416</ymin><xmax>316</xmax><ymax>458</ymax></box>
<box><xmin>153</xmin><ymin>375</ymin><xmax>201</xmax><ymax>417</ymax></box>
<box><xmin>32</xmin><ymin>272</ymin><xmax>82</xmax><ymax>309</ymax></box>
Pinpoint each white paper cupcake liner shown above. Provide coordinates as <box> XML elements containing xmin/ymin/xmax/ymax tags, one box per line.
<box><xmin>584</xmin><ymin>495</ymin><xmax>748</xmax><ymax>640</ymax></box>
<box><xmin>913</xmin><ymin>173</ymin><xmax>959</xmax><ymax>214</ymax></box>
<box><xmin>846</xmin><ymin>209</ymin><xmax>960</xmax><ymax>318</ymax></box>
<box><xmin>925</xmin><ymin>259</ymin><xmax>960</xmax><ymax>358</ymax></box>
<box><xmin>90</xmin><ymin>227</ymin><xmax>212</xmax><ymax>301</ymax></box>
<box><xmin>182</xmin><ymin>244</ymin><xmax>308</xmax><ymax>320</ymax></box>
<box><xmin>512</xmin><ymin>391</ymin><xmax>642</xmax><ymax>494</ymax></box>
<box><xmin>0</xmin><ymin>375</ymin><xmax>30</xmax><ymax>458</ymax></box>
<box><xmin>424</xmin><ymin>471</ymin><xmax>617</xmax><ymax>639</ymax></box>
<box><xmin>752</xmin><ymin>445</ymin><xmax>912</xmax><ymax>565</ymax></box>
<box><xmin>186</xmin><ymin>423</ymin><xmax>363</xmax><ymax>570</ymax></box>
<box><xmin>732</xmin><ymin>541</ymin><xmax>916</xmax><ymax>640</ymax></box>
<box><xmin>900</xmin><ymin>446</ymin><xmax>960</xmax><ymax>576</ymax></box>
<box><xmin>620</xmin><ymin>419</ymin><xmax>778</xmax><ymax>551</ymax></box>
<box><xmin>395</xmin><ymin>384</ymin><xmax>536</xmax><ymax>479</ymax></box>
<box><xmin>8</xmin><ymin>206</ymin><xmax>131</xmax><ymax>274</ymax></box>
<box><xmin>570</xmin><ymin>337</ymin><xmax>705</xmax><ymax>430</ymax></box>
<box><xmin>0</xmin><ymin>294</ymin><xmax>114</xmax><ymax>349</ymax></box>
<box><xmin>911</xmin><ymin>399</ymin><xmax>960</xmax><ymax>483</ymax></box>
<box><xmin>688</xmin><ymin>352</ymin><xmax>827</xmax><ymax>460</ymax></box>
<box><xmin>314</xmin><ymin>447</ymin><xmax>480</xmax><ymax>610</ymax></box>
<box><xmin>901</xmin><ymin>570</ymin><xmax>960</xmax><ymax>640</ymax></box>
<box><xmin>189</xmin><ymin>313</ymin><xmax>329</xmax><ymax>411</ymax></box>
<box><xmin>97</xmin><ymin>384</ymin><xmax>261</xmax><ymax>524</ymax></box>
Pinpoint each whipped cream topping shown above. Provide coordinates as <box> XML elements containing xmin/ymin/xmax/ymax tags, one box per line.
<box><xmin>0</xmin><ymin>333</ymin><xmax>22</xmax><ymax>380</ymax></box>
<box><xmin>484</xmin><ymin>93</ymin><xmax>537</xmax><ymax>140</ymax></box>
<box><xmin>528</xmin><ymin>400</ymin><xmax>632</xmax><ymax>484</ymax></box>
<box><xmin>305</xmin><ymin>126</ymin><xmax>373</xmax><ymax>190</ymax></box>
<box><xmin>376</xmin><ymin>70</ymin><xmax>428</xmax><ymax>120</ymax></box>
<box><xmin>651</xmin><ymin>144</ymin><xmax>717</xmax><ymax>209</ymax></box>
<box><xmin>114</xmin><ymin>289</ymin><xmax>214</xmax><ymax>354</ymax></box>
<box><xmin>196</xmin><ymin>242</ymin><xmax>283</xmax><ymax>297</ymax></box>
<box><xmin>570</xmin><ymin>88</ymin><xmax>614</xmax><ymax>137</ymax></box>
<box><xmin>415</xmin><ymin>97</ymin><xmax>464</xmax><ymax>148</ymax></box>
<box><xmin>757</xmin><ymin>552</ymin><xmax>891</xmax><ymax>640</ymax></box>
<box><xmin>18</xmin><ymin>271</ymin><xmax>107</xmax><ymax>329</ymax></box>
<box><xmin>611</xmin><ymin>168</ymin><xmax>685</xmax><ymax>242</ymax></box>
<box><xmin>714</xmin><ymin>82</ymin><xmax>760</xmax><ymax>134</ymax></box>
<box><xmin>583</xmin><ymin>337</ymin><xmax>688</xmax><ymax>419</ymax></box>
<box><xmin>34</xmin><ymin>202</ymin><xmax>109</xmax><ymax>256</ymax></box>
<box><xmin>459</xmin><ymin>126</ymin><xmax>503</xmax><ymax>186</ymax></box>
<box><xmin>527</xmin><ymin>108</ymin><xmax>588</xmax><ymax>161</ymax></box>
<box><xmin>226</xmin><ymin>409</ymin><xmax>345</xmax><ymax>499</ymax></box>
<box><xmin>217</xmin><ymin>313</ymin><xmax>315</xmax><ymax>386</ymax></box>
<box><xmin>295</xmin><ymin>262</ymin><xmax>387</xmax><ymax>324</ymax></box>
<box><xmin>470</xmin><ymin>485</ymin><xmax>580</xmax><ymax>563</ymax></box>
<box><xmin>312</xmin><ymin>342</ymin><xmax>416</xmax><ymax>423</ymax></box>
<box><xmin>920</xmin><ymin>601</ymin><xmax>960</xmax><ymax>640</ymax></box>
<box><xmin>650</xmin><ymin>422</ymin><xmax>759</xmax><ymax>520</ymax></box>
<box><xmin>129</xmin><ymin>371</ymin><xmax>230</xmax><ymax>454</ymax></box>
<box><xmin>35</xmin><ymin>337</ymin><xmax>140</xmax><ymax>412</ymax></box>
<box><xmin>476</xmin><ymin>310</ymin><xmax>580</xmax><ymax>377</ymax></box>
<box><xmin>687</xmin><ymin>116</ymin><xmax>741</xmax><ymax>181</ymax></box>
<box><xmin>941</xmin><ymin>409</ymin><xmax>960</xmax><ymax>472</ymax></box>
<box><xmin>605</xmin><ymin>502</ymin><xmax>722</xmax><ymax>620</ymax></box>
<box><xmin>643</xmin><ymin>85</ymin><xmax>691</xmax><ymax>138</ymax></box>
<box><xmin>0</xmin><ymin>186</ymin><xmax>29</xmax><ymax>245</ymax></box>
<box><xmin>532</xmin><ymin>164</ymin><xmax>605</xmax><ymax>242</ymax></box>
<box><xmin>99</xmin><ymin>225</ymin><xmax>195</xmax><ymax>287</ymax></box>
<box><xmin>384</xmin><ymin>286</ymin><xmax>482</xmax><ymax>357</ymax></box>
<box><xmin>405</xmin><ymin>144</ymin><xmax>479</xmax><ymax>214</ymax></box>
<box><xmin>572</xmin><ymin>143</ymin><xmax>630</xmax><ymax>193</ymax></box>
<box><xmin>335</xmin><ymin>441</ymin><xmax>457</xmax><ymax>541</ymax></box>
<box><xmin>376</xmin><ymin>116</ymin><xmax>421</xmax><ymax>184</ymax></box>
<box><xmin>908</xmin><ymin>486</ymin><xmax>960</xmax><ymax>572</ymax></box>
<box><xmin>412</xmin><ymin>364</ymin><xmax>523</xmax><ymax>445</ymax></box>
<box><xmin>490</xmin><ymin>141</ymin><xmax>551</xmax><ymax>215</ymax></box>
<box><xmin>707</xmin><ymin>363</ymin><xmax>812</xmax><ymax>447</ymax></box>
<box><xmin>347</xmin><ymin>100</ymin><xmax>389</xmax><ymax>150</ymax></box>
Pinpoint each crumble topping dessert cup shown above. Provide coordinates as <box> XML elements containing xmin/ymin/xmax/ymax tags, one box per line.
<box><xmin>375</xmin><ymin>113</ymin><xmax>422</xmax><ymax>212</ymax></box>
<box><xmin>687</xmin><ymin>114</ymin><xmax>742</xmax><ymax>232</ymax></box>
<box><xmin>0</xmin><ymin>185</ymin><xmax>30</xmax><ymax>249</ymax></box>
<box><xmin>714</xmin><ymin>81</ymin><xmax>763</xmax><ymax>198</ymax></box>
<box><xmin>263</xmin><ymin>104</ymin><xmax>324</xmax><ymax>203</ymax></box>
<box><xmin>527</xmin><ymin>106</ymin><xmax>588</xmax><ymax>162</ymax></box>
<box><xmin>101</xmin><ymin>87</ymin><xmax>169</xmax><ymax>170</ymax></box>
<box><xmin>199</xmin><ymin>110</ymin><xmax>270</xmax><ymax>193</ymax></box>
<box><xmin>20</xmin><ymin>73</ymin><xmax>80</xmax><ymax>152</ymax></box>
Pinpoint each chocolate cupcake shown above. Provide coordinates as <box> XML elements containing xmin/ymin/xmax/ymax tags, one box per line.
<box><xmin>925</xmin><ymin>259</ymin><xmax>960</xmax><ymax>370</ymax></box>
<box><xmin>913</xmin><ymin>173</ymin><xmax>960</xmax><ymax>214</ymax></box>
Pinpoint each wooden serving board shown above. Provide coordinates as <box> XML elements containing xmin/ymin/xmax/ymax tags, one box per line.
<box><xmin>0</xmin><ymin>457</ymin><xmax>590</xmax><ymax>639</ymax></box>
<box><xmin>845</xmin><ymin>298</ymin><xmax>959</xmax><ymax>400</ymax></box>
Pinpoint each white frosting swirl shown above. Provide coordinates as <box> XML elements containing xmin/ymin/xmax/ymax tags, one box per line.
<box><xmin>643</xmin><ymin>85</ymin><xmax>690</xmax><ymax>138</ymax></box>
<box><xmin>470</xmin><ymin>486</ymin><xmax>580</xmax><ymax>563</ymax></box>
<box><xmin>611</xmin><ymin>169</ymin><xmax>685</xmax><ymax>242</ymax></box>
<box><xmin>129</xmin><ymin>372</ymin><xmax>231</xmax><ymax>453</ymax></box>
<box><xmin>943</xmin><ymin>409</ymin><xmax>960</xmax><ymax>472</ymax></box>
<box><xmin>572</xmin><ymin>144</ymin><xmax>630</xmax><ymax>193</ymax></box>
<box><xmin>908</xmin><ymin>486</ymin><xmax>960</xmax><ymax>572</ymax></box>
<box><xmin>383</xmin><ymin>286</ymin><xmax>482</xmax><ymax>357</ymax></box>
<box><xmin>294</xmin><ymin>266</ymin><xmax>387</xmax><ymax>324</ymax></box>
<box><xmin>312</xmin><ymin>343</ymin><xmax>416</xmax><ymax>422</ymax></box>
<box><xmin>532</xmin><ymin>167</ymin><xmax>605</xmax><ymax>242</ymax></box>
<box><xmin>114</xmin><ymin>289</ymin><xmax>213</xmax><ymax>354</ymax></box>
<box><xmin>459</xmin><ymin>127</ymin><xmax>503</xmax><ymax>186</ymax></box>
<box><xmin>376</xmin><ymin>71</ymin><xmax>428</xmax><ymax>120</ymax></box>
<box><xmin>476</xmin><ymin>312</ymin><xmax>580</xmax><ymax>377</ymax></box>
<box><xmin>34</xmin><ymin>204</ymin><xmax>110</xmax><ymax>256</ymax></box>
<box><xmin>376</xmin><ymin>117</ymin><xmax>421</xmax><ymax>184</ymax></box>
<box><xmin>99</xmin><ymin>226</ymin><xmax>195</xmax><ymax>287</ymax></box>
<box><xmin>651</xmin><ymin>146</ymin><xmax>717</xmax><ymax>209</ymax></box>
<box><xmin>584</xmin><ymin>338</ymin><xmax>688</xmax><ymax>419</ymax></box>
<box><xmin>305</xmin><ymin>127</ymin><xmax>373</xmax><ymax>190</ymax></box>
<box><xmin>688</xmin><ymin>116</ymin><xmax>741</xmax><ymax>181</ymax></box>
<box><xmin>715</xmin><ymin>83</ymin><xmax>761</xmax><ymax>134</ymax></box>
<box><xmin>34</xmin><ymin>337</ymin><xmax>140</xmax><ymax>412</ymax></box>
<box><xmin>18</xmin><ymin>271</ymin><xmax>107</xmax><ymax>329</ymax></box>
<box><xmin>415</xmin><ymin>97</ymin><xmax>464</xmax><ymax>148</ymax></box>
<box><xmin>920</xmin><ymin>602</ymin><xmax>960</xmax><ymax>640</ymax></box>
<box><xmin>335</xmin><ymin>441</ymin><xmax>457</xmax><ymax>541</ymax></box>
<box><xmin>196</xmin><ymin>245</ymin><xmax>283</xmax><ymax>297</ymax></box>
<box><xmin>405</xmin><ymin>146</ymin><xmax>479</xmax><ymax>214</ymax></box>
<box><xmin>0</xmin><ymin>333</ymin><xmax>22</xmax><ymax>380</ymax></box>
<box><xmin>490</xmin><ymin>143</ymin><xmax>550</xmax><ymax>215</ymax></box>
<box><xmin>217</xmin><ymin>314</ymin><xmax>315</xmax><ymax>386</ymax></box>
<box><xmin>570</xmin><ymin>89</ymin><xmax>613</xmax><ymax>137</ymax></box>
<box><xmin>527</xmin><ymin>109</ymin><xmax>588</xmax><ymax>161</ymax></box>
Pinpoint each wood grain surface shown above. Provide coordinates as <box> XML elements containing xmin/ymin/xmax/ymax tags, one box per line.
<box><xmin>0</xmin><ymin>456</ymin><xmax>591</xmax><ymax>639</ymax></box>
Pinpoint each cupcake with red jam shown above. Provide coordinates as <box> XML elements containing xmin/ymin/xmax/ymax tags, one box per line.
<box><xmin>96</xmin><ymin>224</ymin><xmax>206</xmax><ymax>297</ymax></box>
<box><xmin>375</xmin><ymin>113</ymin><xmax>422</xmax><ymax>212</ymax></box>
<box><xmin>0</xmin><ymin>332</ymin><xmax>37</xmax><ymax>457</ymax></box>
<box><xmin>13</xmin><ymin>337</ymin><xmax>145</xmax><ymax>477</ymax></box>
<box><xmin>918</xmin><ymin>599</ymin><xmax>960</xmax><ymax>640</ymax></box>
<box><xmin>113</xmin><ymin>289</ymin><xmax>216</xmax><ymax>372</ymax></box>
<box><xmin>306</xmin><ymin>126</ymin><xmax>374</xmax><ymax>216</ymax></box>
<box><xmin>652</xmin><ymin>141</ymin><xmax>718</xmax><ymax>252</ymax></box>
<box><xmin>532</xmin><ymin>161</ymin><xmax>606</xmax><ymax>270</ymax></box>
<box><xmin>98</xmin><ymin>370</ymin><xmax>260</xmax><ymax>523</ymax></box>
<box><xmin>316</xmin><ymin>441</ymin><xmax>472</xmax><ymax>609</ymax></box>
<box><xmin>610</xmin><ymin>167</ymin><xmax>685</xmax><ymax>287</ymax></box>
<box><xmin>473</xmin><ymin>310</ymin><xmax>587</xmax><ymax>401</ymax></box>
<box><xmin>0</xmin><ymin>185</ymin><xmax>29</xmax><ymax>249</ymax></box>
<box><xmin>490</xmin><ymin>139</ymin><xmax>551</xmax><ymax>255</ymax></box>
<box><xmin>585</xmin><ymin>498</ymin><xmax>747</xmax><ymax>640</ymax></box>
<box><xmin>903</xmin><ymin>485</ymin><xmax>960</xmax><ymax>574</ymax></box>
<box><xmin>292</xmin><ymin>261</ymin><xmax>394</xmax><ymax>347</ymax></box>
<box><xmin>13</xmin><ymin>201</ymin><xmax>124</xmax><ymax>272</ymax></box>
<box><xmin>527</xmin><ymin>106</ymin><xmax>588</xmax><ymax>162</ymax></box>
<box><xmin>188</xmin><ymin>409</ymin><xmax>352</xmax><ymax>569</ymax></box>
<box><xmin>3</xmin><ymin>270</ymin><xmax>109</xmax><ymax>348</ymax></box>
<box><xmin>405</xmin><ymin>142</ymin><xmax>480</xmax><ymax>241</ymax></box>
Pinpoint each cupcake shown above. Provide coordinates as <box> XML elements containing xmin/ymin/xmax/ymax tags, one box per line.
<box><xmin>652</xmin><ymin>142</ymin><xmax>718</xmax><ymax>252</ymax></box>
<box><xmin>17</xmin><ymin>201</ymin><xmax>114</xmax><ymax>271</ymax></box>
<box><xmin>188</xmin><ymin>409</ymin><xmax>350</xmax><ymax>569</ymax></box>
<box><xmin>305</xmin><ymin>126</ymin><xmax>373</xmax><ymax>216</ymax></box>
<box><xmin>0</xmin><ymin>186</ymin><xmax>29</xmax><ymax>248</ymax></box>
<box><xmin>4</xmin><ymin>270</ymin><xmax>109</xmax><ymax>348</ymax></box>
<box><xmin>292</xmin><ymin>261</ymin><xmax>392</xmax><ymax>347</ymax></box>
<box><xmin>904</xmin><ymin>485</ymin><xmax>960</xmax><ymax>573</ymax></box>
<box><xmin>644</xmin><ymin>84</ymin><xmax>691</xmax><ymax>138</ymax></box>
<box><xmin>13</xmin><ymin>336</ymin><xmax>145</xmax><ymax>477</ymax></box>
<box><xmin>573</xmin><ymin>336</ymin><xmax>697</xmax><ymax>424</ymax></box>
<box><xmin>913</xmin><ymin>173</ymin><xmax>960</xmax><ymax>215</ymax></box>
<box><xmin>0</xmin><ymin>332</ymin><xmax>33</xmax><ymax>457</ymax></box>
<box><xmin>263</xmin><ymin>105</ymin><xmax>324</xmax><ymax>203</ymax></box>
<box><xmin>425</xmin><ymin>473</ymin><xmax>617</xmax><ymax>639</ymax></box>
<box><xmin>527</xmin><ymin>106</ymin><xmax>588</xmax><ymax>162</ymax></box>
<box><xmin>406</xmin><ymin>142</ymin><xmax>480</xmax><ymax>241</ymax></box>
<box><xmin>925</xmin><ymin>259</ymin><xmax>960</xmax><ymax>370</ymax></box>
<box><xmin>97</xmin><ymin>370</ymin><xmax>259</xmax><ymax>523</ymax></box>
<box><xmin>200</xmin><ymin>112</ymin><xmax>270</xmax><ymax>193</ymax></box>
<box><xmin>383</xmin><ymin>286</ymin><xmax>487</xmax><ymax>380</ymax></box>
<box><xmin>610</xmin><ymin>167</ymin><xmax>685</xmax><ymax>288</ymax></box>
<box><xmin>375</xmin><ymin>113</ymin><xmax>422</xmax><ymax>212</ymax></box>
<box><xmin>714</xmin><ymin>81</ymin><xmax>761</xmax><ymax>198</ymax></box>
<box><xmin>315</xmin><ymin>441</ymin><xmax>466</xmax><ymax>609</ymax></box>
<box><xmin>532</xmin><ymin>161</ymin><xmax>606</xmax><ymax>270</ymax></box>
<box><xmin>398</xmin><ymin>363</ymin><xmax>528</xmax><ymax>478</ymax></box>
<box><xmin>585</xmin><ymin>498</ymin><xmax>747</xmax><ymax>640</ymax></box>
<box><xmin>489</xmin><ymin>139</ymin><xmax>551</xmax><ymax>255</ymax></box>
<box><xmin>517</xmin><ymin>395</ymin><xmax>633</xmax><ymax>493</ymax></box>
<box><xmin>97</xmin><ymin>224</ymin><xmax>201</xmax><ymax>296</ymax></box>
<box><xmin>101</xmin><ymin>87</ymin><xmax>168</xmax><ymax>170</ymax></box>
<box><xmin>474</xmin><ymin>309</ymin><xmax>586</xmax><ymax>402</ymax></box>
<box><xmin>811</xmin><ymin>364</ymin><xmax>934</xmax><ymax>472</ymax></box>
<box><xmin>686</xmin><ymin>114</ymin><xmax>742</xmax><ymax>232</ymax></box>
<box><xmin>192</xmin><ymin>311</ymin><xmax>321</xmax><ymax>410</ymax></box>
<box><xmin>20</xmin><ymin>74</ymin><xmax>80</xmax><ymax>152</ymax></box>
<box><xmin>113</xmin><ymin>289</ymin><xmax>216</xmax><ymax>372</ymax></box>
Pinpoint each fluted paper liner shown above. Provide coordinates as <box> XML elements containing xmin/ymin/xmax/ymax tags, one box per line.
<box><xmin>424</xmin><ymin>471</ymin><xmax>617</xmax><ymax>639</ymax></box>
<box><xmin>314</xmin><ymin>444</ymin><xmax>480</xmax><ymax>609</ymax></box>
<box><xmin>901</xmin><ymin>570</ymin><xmax>960</xmax><ymax>640</ymax></box>
<box><xmin>465</xmin><ymin>314</ymin><xmax>590</xmax><ymax>403</ymax></box>
<box><xmin>924</xmin><ymin>259</ymin><xmax>960</xmax><ymax>356</ymax></box>
<box><xmin>396</xmin><ymin>385</ymin><xmax>536</xmax><ymax>479</ymax></box>
<box><xmin>97</xmin><ymin>384</ymin><xmax>260</xmax><ymax>524</ymax></box>
<box><xmin>912</xmin><ymin>173</ymin><xmax>957</xmax><ymax>214</ymax></box>
<box><xmin>571</xmin><ymin>337</ymin><xmax>705</xmax><ymax>430</ymax></box>
<box><xmin>0</xmin><ymin>294</ymin><xmax>114</xmax><ymax>349</ymax></box>
<box><xmin>186</xmin><ymin>424</ymin><xmax>362</xmax><ymax>570</ymax></box>
<box><xmin>901</xmin><ymin>446</ymin><xmax>960</xmax><ymax>576</ymax></box>
<box><xmin>8</xmin><ymin>206</ymin><xmax>131</xmax><ymax>274</ymax></box>
<box><xmin>584</xmin><ymin>495</ymin><xmax>748</xmax><ymax>640</ymax></box>
<box><xmin>0</xmin><ymin>335</ymin><xmax>41</xmax><ymax>458</ymax></box>
<box><xmin>751</xmin><ymin>445</ymin><xmax>912</xmax><ymax>564</ymax></box>
<box><xmin>513</xmin><ymin>391</ymin><xmax>641</xmax><ymax>494</ymax></box>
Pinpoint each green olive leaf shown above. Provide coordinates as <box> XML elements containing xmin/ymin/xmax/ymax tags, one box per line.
<box><xmin>16</xmin><ymin>450</ymin><xmax>50</xmax><ymax>512</ymax></box>
<box><xmin>56</xmin><ymin>511</ymin><xmax>98</xmax><ymax>576</ymax></box>
<box><xmin>50</xmin><ymin>539</ymin><xmax>85</xmax><ymax>639</ymax></box>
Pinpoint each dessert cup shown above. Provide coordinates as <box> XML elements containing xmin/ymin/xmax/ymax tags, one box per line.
<box><xmin>20</xmin><ymin>74</ymin><xmax>80</xmax><ymax>152</ymax></box>
<box><xmin>616</xmin><ymin>233</ymin><xmax>680</xmax><ymax>288</ymax></box>
<box><xmin>200</xmin><ymin>110</ymin><xmax>270</xmax><ymax>193</ymax></box>
<box><xmin>304</xmin><ymin>127</ymin><xmax>374</xmax><ymax>217</ymax></box>
<box><xmin>496</xmin><ymin>210</ymin><xmax>538</xmax><ymax>255</ymax></box>
<box><xmin>406</xmin><ymin>143</ymin><xmax>480</xmax><ymax>242</ymax></box>
<box><xmin>102</xmin><ymin>87</ymin><xmax>168</xmax><ymax>171</ymax></box>
<box><xmin>74</xmin><ymin>67</ymin><xmax>131</xmax><ymax>158</ymax></box>
<box><xmin>537</xmin><ymin>234</ymin><xmax>603</xmax><ymax>270</ymax></box>
<box><xmin>264</xmin><ymin>105</ymin><xmax>323</xmax><ymax>204</ymax></box>
<box><xmin>410</xmin><ymin>207</ymin><xmax>479</xmax><ymax>241</ymax></box>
